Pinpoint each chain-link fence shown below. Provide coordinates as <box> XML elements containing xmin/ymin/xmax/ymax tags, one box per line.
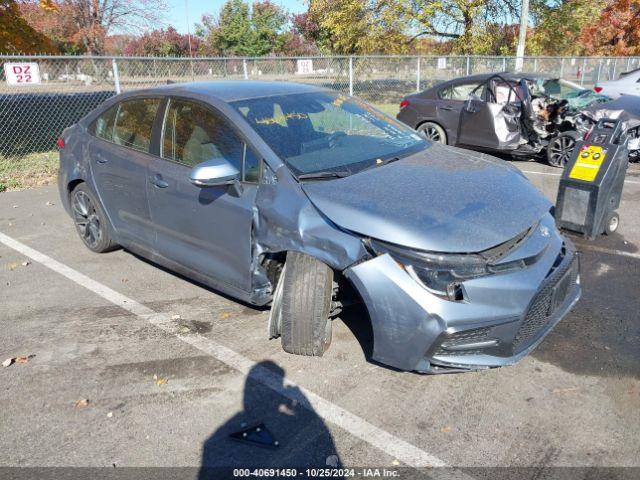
<box><xmin>2</xmin><ymin>54</ymin><xmax>640</xmax><ymax>158</ymax></box>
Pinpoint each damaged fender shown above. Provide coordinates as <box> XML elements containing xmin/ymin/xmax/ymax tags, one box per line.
<box><xmin>250</xmin><ymin>163</ymin><xmax>367</xmax><ymax>298</ymax></box>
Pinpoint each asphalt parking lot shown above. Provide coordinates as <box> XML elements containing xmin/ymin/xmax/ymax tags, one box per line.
<box><xmin>1</xmin><ymin>160</ymin><xmax>639</xmax><ymax>476</ymax></box>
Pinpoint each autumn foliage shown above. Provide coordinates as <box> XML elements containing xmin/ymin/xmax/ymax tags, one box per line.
<box><xmin>2</xmin><ymin>0</ymin><xmax>640</xmax><ymax>56</ymax></box>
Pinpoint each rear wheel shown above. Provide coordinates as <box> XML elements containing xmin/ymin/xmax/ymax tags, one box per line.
<box><xmin>70</xmin><ymin>183</ymin><xmax>118</xmax><ymax>253</ymax></box>
<box><xmin>547</xmin><ymin>131</ymin><xmax>580</xmax><ymax>168</ymax></box>
<box><xmin>277</xmin><ymin>252</ymin><xmax>333</xmax><ymax>356</ymax></box>
<box><xmin>417</xmin><ymin>122</ymin><xmax>447</xmax><ymax>144</ymax></box>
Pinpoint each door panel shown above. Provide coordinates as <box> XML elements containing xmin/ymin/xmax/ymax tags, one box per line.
<box><xmin>434</xmin><ymin>100</ymin><xmax>463</xmax><ymax>142</ymax></box>
<box><xmin>89</xmin><ymin>97</ymin><xmax>160</xmax><ymax>248</ymax></box>
<box><xmin>147</xmin><ymin>158</ymin><xmax>257</xmax><ymax>291</ymax></box>
<box><xmin>90</xmin><ymin>138</ymin><xmax>155</xmax><ymax>247</ymax></box>
<box><xmin>147</xmin><ymin>97</ymin><xmax>257</xmax><ymax>292</ymax></box>
<box><xmin>457</xmin><ymin>98</ymin><xmax>522</xmax><ymax>150</ymax></box>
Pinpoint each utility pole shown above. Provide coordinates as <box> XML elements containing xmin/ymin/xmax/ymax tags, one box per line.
<box><xmin>185</xmin><ymin>0</ymin><xmax>193</xmax><ymax>58</ymax></box>
<box><xmin>515</xmin><ymin>0</ymin><xmax>529</xmax><ymax>72</ymax></box>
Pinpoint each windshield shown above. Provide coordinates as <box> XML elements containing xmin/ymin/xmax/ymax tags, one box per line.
<box><xmin>540</xmin><ymin>79</ymin><xmax>610</xmax><ymax>108</ymax></box>
<box><xmin>231</xmin><ymin>91</ymin><xmax>427</xmax><ymax>177</ymax></box>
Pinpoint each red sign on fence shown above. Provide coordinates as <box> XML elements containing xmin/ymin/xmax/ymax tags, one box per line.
<box><xmin>4</xmin><ymin>63</ymin><xmax>41</xmax><ymax>85</ymax></box>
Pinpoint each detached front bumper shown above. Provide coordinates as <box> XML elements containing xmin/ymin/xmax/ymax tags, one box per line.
<box><xmin>344</xmin><ymin>218</ymin><xmax>581</xmax><ymax>373</ymax></box>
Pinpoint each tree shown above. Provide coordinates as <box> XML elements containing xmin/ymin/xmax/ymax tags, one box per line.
<box><xmin>295</xmin><ymin>0</ymin><xmax>408</xmax><ymax>55</ymax></box>
<box><xmin>122</xmin><ymin>26</ymin><xmax>200</xmax><ymax>56</ymax></box>
<box><xmin>18</xmin><ymin>0</ymin><xmax>81</xmax><ymax>53</ymax></box>
<box><xmin>394</xmin><ymin>0</ymin><xmax>535</xmax><ymax>54</ymax></box>
<box><xmin>528</xmin><ymin>0</ymin><xmax>606</xmax><ymax>55</ymax></box>
<box><xmin>579</xmin><ymin>0</ymin><xmax>640</xmax><ymax>55</ymax></box>
<box><xmin>198</xmin><ymin>0</ymin><xmax>288</xmax><ymax>56</ymax></box>
<box><xmin>0</xmin><ymin>0</ymin><xmax>58</xmax><ymax>53</ymax></box>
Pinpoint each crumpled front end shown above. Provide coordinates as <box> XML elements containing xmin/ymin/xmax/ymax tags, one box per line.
<box><xmin>344</xmin><ymin>213</ymin><xmax>581</xmax><ymax>373</ymax></box>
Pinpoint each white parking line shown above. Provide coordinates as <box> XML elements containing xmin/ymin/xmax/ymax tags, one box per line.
<box><xmin>520</xmin><ymin>169</ymin><xmax>640</xmax><ymax>185</ymax></box>
<box><xmin>0</xmin><ymin>231</ymin><xmax>465</xmax><ymax>473</ymax></box>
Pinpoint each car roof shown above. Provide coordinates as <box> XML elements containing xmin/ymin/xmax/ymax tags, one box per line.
<box><xmin>129</xmin><ymin>80</ymin><xmax>327</xmax><ymax>102</ymax></box>
<box><xmin>428</xmin><ymin>72</ymin><xmax>553</xmax><ymax>90</ymax></box>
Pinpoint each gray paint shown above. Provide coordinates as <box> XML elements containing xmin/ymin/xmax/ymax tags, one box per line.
<box><xmin>302</xmin><ymin>142</ymin><xmax>550</xmax><ymax>253</ymax></box>
<box><xmin>59</xmin><ymin>80</ymin><xmax>580</xmax><ymax>373</ymax></box>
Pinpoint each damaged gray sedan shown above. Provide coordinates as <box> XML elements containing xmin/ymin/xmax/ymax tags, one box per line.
<box><xmin>58</xmin><ymin>81</ymin><xmax>581</xmax><ymax>373</ymax></box>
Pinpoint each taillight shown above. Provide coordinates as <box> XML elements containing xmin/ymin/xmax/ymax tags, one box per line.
<box><xmin>399</xmin><ymin>99</ymin><xmax>410</xmax><ymax>109</ymax></box>
<box><xmin>594</xmin><ymin>86</ymin><xmax>603</xmax><ymax>93</ymax></box>
<box><xmin>56</xmin><ymin>137</ymin><xmax>65</xmax><ymax>149</ymax></box>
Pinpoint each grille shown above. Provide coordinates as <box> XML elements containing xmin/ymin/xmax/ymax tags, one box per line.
<box><xmin>434</xmin><ymin>326</ymin><xmax>491</xmax><ymax>356</ymax></box>
<box><xmin>513</xmin><ymin>254</ymin><xmax>578</xmax><ymax>351</ymax></box>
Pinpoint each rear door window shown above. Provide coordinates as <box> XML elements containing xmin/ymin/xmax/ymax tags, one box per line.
<box><xmin>93</xmin><ymin>105</ymin><xmax>118</xmax><ymax>141</ymax></box>
<box><xmin>440</xmin><ymin>82</ymin><xmax>483</xmax><ymax>101</ymax></box>
<box><xmin>112</xmin><ymin>98</ymin><xmax>160</xmax><ymax>153</ymax></box>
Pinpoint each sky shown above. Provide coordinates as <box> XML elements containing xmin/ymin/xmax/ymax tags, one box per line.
<box><xmin>166</xmin><ymin>0</ymin><xmax>307</xmax><ymax>34</ymax></box>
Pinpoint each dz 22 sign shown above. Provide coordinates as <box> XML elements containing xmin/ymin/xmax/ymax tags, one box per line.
<box><xmin>4</xmin><ymin>63</ymin><xmax>41</xmax><ymax>85</ymax></box>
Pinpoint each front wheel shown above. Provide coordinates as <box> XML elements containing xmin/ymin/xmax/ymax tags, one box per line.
<box><xmin>276</xmin><ymin>252</ymin><xmax>333</xmax><ymax>356</ymax></box>
<box><xmin>547</xmin><ymin>131</ymin><xmax>580</xmax><ymax>168</ymax></box>
<box><xmin>70</xmin><ymin>183</ymin><xmax>118</xmax><ymax>253</ymax></box>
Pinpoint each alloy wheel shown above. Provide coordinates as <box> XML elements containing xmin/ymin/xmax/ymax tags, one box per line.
<box><xmin>421</xmin><ymin>125</ymin><xmax>443</xmax><ymax>143</ymax></box>
<box><xmin>548</xmin><ymin>135</ymin><xmax>576</xmax><ymax>167</ymax></box>
<box><xmin>72</xmin><ymin>190</ymin><xmax>102</xmax><ymax>249</ymax></box>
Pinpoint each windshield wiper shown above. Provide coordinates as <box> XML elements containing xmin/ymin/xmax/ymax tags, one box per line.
<box><xmin>297</xmin><ymin>170</ymin><xmax>351</xmax><ymax>180</ymax></box>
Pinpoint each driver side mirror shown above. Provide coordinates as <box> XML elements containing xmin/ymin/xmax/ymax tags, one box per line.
<box><xmin>189</xmin><ymin>157</ymin><xmax>240</xmax><ymax>188</ymax></box>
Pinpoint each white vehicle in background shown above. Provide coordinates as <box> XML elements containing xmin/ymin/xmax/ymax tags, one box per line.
<box><xmin>595</xmin><ymin>68</ymin><xmax>640</xmax><ymax>98</ymax></box>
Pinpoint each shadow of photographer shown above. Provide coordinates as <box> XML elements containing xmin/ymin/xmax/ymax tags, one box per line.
<box><xmin>198</xmin><ymin>360</ymin><xmax>342</xmax><ymax>478</ymax></box>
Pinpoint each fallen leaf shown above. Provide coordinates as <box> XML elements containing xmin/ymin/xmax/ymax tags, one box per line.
<box><xmin>171</xmin><ymin>314</ymin><xmax>181</xmax><ymax>320</ymax></box>
<box><xmin>75</xmin><ymin>398</ymin><xmax>89</xmax><ymax>408</ymax></box>
<box><xmin>7</xmin><ymin>262</ymin><xmax>20</xmax><ymax>271</ymax></box>
<box><xmin>392</xmin><ymin>459</ymin><xmax>400</xmax><ymax>466</ymax></box>
<box><xmin>45</xmin><ymin>201</ymin><xmax>54</xmax><ymax>206</ymax></box>
<box><xmin>107</xmin><ymin>411</ymin><xmax>113</xmax><ymax>418</ymax></box>
<box><xmin>178</xmin><ymin>325</ymin><xmax>191</xmax><ymax>334</ymax></box>
<box><xmin>220</xmin><ymin>312</ymin><xmax>231</xmax><ymax>320</ymax></box>
<box><xmin>155</xmin><ymin>377</ymin><xmax>168</xmax><ymax>386</ymax></box>
<box><xmin>440</xmin><ymin>426</ymin><xmax>452</xmax><ymax>433</ymax></box>
<box><xmin>15</xmin><ymin>354</ymin><xmax>35</xmax><ymax>364</ymax></box>
<box><xmin>2</xmin><ymin>354</ymin><xmax>35</xmax><ymax>367</ymax></box>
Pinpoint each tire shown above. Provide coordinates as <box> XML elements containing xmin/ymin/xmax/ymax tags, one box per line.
<box><xmin>279</xmin><ymin>252</ymin><xmax>333</xmax><ymax>356</ymax></box>
<box><xmin>547</xmin><ymin>131</ymin><xmax>580</xmax><ymax>168</ymax></box>
<box><xmin>604</xmin><ymin>212</ymin><xmax>619</xmax><ymax>235</ymax></box>
<box><xmin>70</xmin><ymin>183</ymin><xmax>119</xmax><ymax>253</ymax></box>
<box><xmin>417</xmin><ymin>122</ymin><xmax>447</xmax><ymax>144</ymax></box>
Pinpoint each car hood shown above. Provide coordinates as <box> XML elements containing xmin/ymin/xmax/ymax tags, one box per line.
<box><xmin>583</xmin><ymin>95</ymin><xmax>640</xmax><ymax>124</ymax></box>
<box><xmin>301</xmin><ymin>143</ymin><xmax>551</xmax><ymax>253</ymax></box>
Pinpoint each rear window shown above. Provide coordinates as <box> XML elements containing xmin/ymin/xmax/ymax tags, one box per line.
<box><xmin>112</xmin><ymin>98</ymin><xmax>160</xmax><ymax>153</ymax></box>
<box><xmin>93</xmin><ymin>105</ymin><xmax>117</xmax><ymax>141</ymax></box>
<box><xmin>440</xmin><ymin>82</ymin><xmax>482</xmax><ymax>101</ymax></box>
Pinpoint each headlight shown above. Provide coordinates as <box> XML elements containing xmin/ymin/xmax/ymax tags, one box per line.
<box><xmin>365</xmin><ymin>238</ymin><xmax>528</xmax><ymax>301</ymax></box>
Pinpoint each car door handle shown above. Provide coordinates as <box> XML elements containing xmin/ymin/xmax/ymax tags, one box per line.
<box><xmin>151</xmin><ymin>175</ymin><xmax>169</xmax><ymax>189</ymax></box>
<box><xmin>440</xmin><ymin>106</ymin><xmax>454</xmax><ymax>111</ymax></box>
